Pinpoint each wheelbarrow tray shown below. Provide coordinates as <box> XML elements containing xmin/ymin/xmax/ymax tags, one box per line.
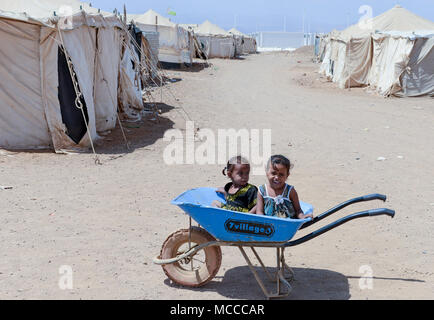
<box><xmin>171</xmin><ymin>187</ymin><xmax>313</xmax><ymax>243</ymax></box>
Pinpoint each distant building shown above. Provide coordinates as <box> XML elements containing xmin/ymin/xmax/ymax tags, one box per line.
<box><xmin>252</xmin><ymin>31</ymin><xmax>315</xmax><ymax>51</ymax></box>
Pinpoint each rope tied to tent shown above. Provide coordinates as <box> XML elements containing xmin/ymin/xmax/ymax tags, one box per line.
<box><xmin>124</xmin><ymin>24</ymin><xmax>199</xmax><ymax>130</ymax></box>
<box><xmin>57</xmin><ymin>25</ymin><xmax>102</xmax><ymax>165</ymax></box>
<box><xmin>80</xmin><ymin>11</ymin><xmax>131</xmax><ymax>153</ymax></box>
<box><xmin>121</xmin><ymin>30</ymin><xmax>162</xmax><ymax>117</ymax></box>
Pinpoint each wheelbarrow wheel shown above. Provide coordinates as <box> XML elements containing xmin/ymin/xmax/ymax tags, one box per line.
<box><xmin>160</xmin><ymin>226</ymin><xmax>222</xmax><ymax>287</ymax></box>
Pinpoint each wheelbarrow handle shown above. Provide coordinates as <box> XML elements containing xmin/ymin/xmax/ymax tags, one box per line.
<box><xmin>368</xmin><ymin>208</ymin><xmax>395</xmax><ymax>218</ymax></box>
<box><xmin>300</xmin><ymin>193</ymin><xmax>387</xmax><ymax>230</ymax></box>
<box><xmin>286</xmin><ymin>208</ymin><xmax>395</xmax><ymax>247</ymax></box>
<box><xmin>362</xmin><ymin>194</ymin><xmax>387</xmax><ymax>202</ymax></box>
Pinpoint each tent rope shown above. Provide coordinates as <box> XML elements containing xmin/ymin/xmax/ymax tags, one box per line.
<box><xmin>125</xmin><ymin>26</ymin><xmax>198</xmax><ymax>127</ymax></box>
<box><xmin>57</xmin><ymin>24</ymin><xmax>102</xmax><ymax>165</ymax></box>
<box><xmin>80</xmin><ymin>11</ymin><xmax>130</xmax><ymax>151</ymax></box>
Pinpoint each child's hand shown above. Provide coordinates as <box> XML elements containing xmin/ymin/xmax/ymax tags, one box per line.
<box><xmin>298</xmin><ymin>212</ymin><xmax>313</xmax><ymax>219</ymax></box>
<box><xmin>216</xmin><ymin>187</ymin><xmax>227</xmax><ymax>195</ymax></box>
<box><xmin>211</xmin><ymin>200</ymin><xmax>223</xmax><ymax>208</ymax></box>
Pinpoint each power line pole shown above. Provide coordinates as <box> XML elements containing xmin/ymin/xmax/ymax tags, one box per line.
<box><xmin>302</xmin><ymin>9</ymin><xmax>305</xmax><ymax>33</ymax></box>
<box><xmin>302</xmin><ymin>10</ymin><xmax>306</xmax><ymax>46</ymax></box>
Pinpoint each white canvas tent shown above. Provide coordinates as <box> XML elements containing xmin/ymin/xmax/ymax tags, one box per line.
<box><xmin>195</xmin><ymin>20</ymin><xmax>235</xmax><ymax>59</ymax></box>
<box><xmin>129</xmin><ymin>9</ymin><xmax>194</xmax><ymax>64</ymax></box>
<box><xmin>369</xmin><ymin>31</ymin><xmax>433</xmax><ymax>97</ymax></box>
<box><xmin>228</xmin><ymin>28</ymin><xmax>257</xmax><ymax>54</ymax></box>
<box><xmin>319</xmin><ymin>5</ymin><xmax>434</xmax><ymax>96</ymax></box>
<box><xmin>228</xmin><ymin>28</ymin><xmax>244</xmax><ymax>55</ymax></box>
<box><xmin>0</xmin><ymin>0</ymin><xmax>143</xmax><ymax>151</ymax></box>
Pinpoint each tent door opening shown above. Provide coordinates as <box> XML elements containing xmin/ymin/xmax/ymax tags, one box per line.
<box><xmin>57</xmin><ymin>46</ymin><xmax>89</xmax><ymax>144</ymax></box>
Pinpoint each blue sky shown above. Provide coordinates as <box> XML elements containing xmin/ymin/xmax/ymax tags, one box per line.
<box><xmin>89</xmin><ymin>0</ymin><xmax>434</xmax><ymax>34</ymax></box>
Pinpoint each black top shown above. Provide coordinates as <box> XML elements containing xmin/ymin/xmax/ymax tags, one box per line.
<box><xmin>222</xmin><ymin>183</ymin><xmax>258</xmax><ymax>213</ymax></box>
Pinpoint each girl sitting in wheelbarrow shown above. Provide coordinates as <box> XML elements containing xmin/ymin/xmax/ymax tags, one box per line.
<box><xmin>257</xmin><ymin>155</ymin><xmax>313</xmax><ymax>219</ymax></box>
<box><xmin>212</xmin><ymin>155</ymin><xmax>258</xmax><ymax>213</ymax></box>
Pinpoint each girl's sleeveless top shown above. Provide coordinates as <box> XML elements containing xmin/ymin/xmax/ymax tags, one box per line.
<box><xmin>259</xmin><ymin>184</ymin><xmax>297</xmax><ymax>219</ymax></box>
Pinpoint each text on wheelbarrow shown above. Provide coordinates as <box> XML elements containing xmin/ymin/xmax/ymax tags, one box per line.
<box><xmin>224</xmin><ymin>219</ymin><xmax>275</xmax><ymax>238</ymax></box>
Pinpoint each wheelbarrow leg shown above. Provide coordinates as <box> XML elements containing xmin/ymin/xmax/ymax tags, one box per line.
<box><xmin>280</xmin><ymin>248</ymin><xmax>295</xmax><ymax>282</ymax></box>
<box><xmin>250</xmin><ymin>247</ymin><xmax>275</xmax><ymax>282</ymax></box>
<box><xmin>238</xmin><ymin>246</ymin><xmax>292</xmax><ymax>299</ymax></box>
<box><xmin>252</xmin><ymin>247</ymin><xmax>294</xmax><ymax>283</ymax></box>
<box><xmin>276</xmin><ymin>248</ymin><xmax>294</xmax><ymax>294</ymax></box>
<box><xmin>275</xmin><ymin>247</ymin><xmax>293</xmax><ymax>298</ymax></box>
<box><xmin>276</xmin><ymin>248</ymin><xmax>281</xmax><ymax>294</ymax></box>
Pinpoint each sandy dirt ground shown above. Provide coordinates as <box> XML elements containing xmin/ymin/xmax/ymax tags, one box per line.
<box><xmin>1</xmin><ymin>48</ymin><xmax>433</xmax><ymax>300</ymax></box>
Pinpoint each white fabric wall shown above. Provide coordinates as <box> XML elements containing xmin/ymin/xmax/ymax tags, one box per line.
<box><xmin>319</xmin><ymin>41</ymin><xmax>333</xmax><ymax>77</ymax></box>
<box><xmin>142</xmin><ymin>31</ymin><xmax>159</xmax><ymax>77</ymax></box>
<box><xmin>118</xmin><ymin>44</ymin><xmax>143</xmax><ymax>118</ymax></box>
<box><xmin>135</xmin><ymin>22</ymin><xmax>192</xmax><ymax>64</ymax></box>
<box><xmin>39</xmin><ymin>26</ymin><xmax>72</xmax><ymax>151</ymax></box>
<box><xmin>0</xmin><ymin>19</ymin><xmax>51</xmax><ymax>149</ymax></box>
<box><xmin>243</xmin><ymin>37</ymin><xmax>257</xmax><ymax>54</ymax></box>
<box><xmin>233</xmin><ymin>35</ymin><xmax>243</xmax><ymax>55</ymax></box>
<box><xmin>196</xmin><ymin>35</ymin><xmax>235</xmax><ymax>58</ymax></box>
<box><xmin>94</xmin><ymin>27</ymin><xmax>122</xmax><ymax>132</ymax></box>
<box><xmin>367</xmin><ymin>36</ymin><xmax>386</xmax><ymax>88</ymax></box>
<box><xmin>338</xmin><ymin>37</ymin><xmax>373</xmax><ymax>88</ymax></box>
<box><xmin>397</xmin><ymin>37</ymin><xmax>434</xmax><ymax>97</ymax></box>
<box><xmin>331</xmin><ymin>40</ymin><xmax>346</xmax><ymax>84</ymax></box>
<box><xmin>370</xmin><ymin>36</ymin><xmax>415</xmax><ymax>96</ymax></box>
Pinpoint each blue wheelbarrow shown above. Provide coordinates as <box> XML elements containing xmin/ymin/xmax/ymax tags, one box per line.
<box><xmin>153</xmin><ymin>188</ymin><xmax>395</xmax><ymax>299</ymax></box>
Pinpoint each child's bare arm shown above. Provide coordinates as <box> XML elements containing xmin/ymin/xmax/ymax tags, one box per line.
<box><xmin>256</xmin><ymin>193</ymin><xmax>265</xmax><ymax>215</ymax></box>
<box><xmin>216</xmin><ymin>187</ymin><xmax>227</xmax><ymax>196</ymax></box>
<box><xmin>213</xmin><ymin>187</ymin><xmax>227</xmax><ymax>209</ymax></box>
<box><xmin>211</xmin><ymin>200</ymin><xmax>223</xmax><ymax>208</ymax></box>
<box><xmin>298</xmin><ymin>212</ymin><xmax>313</xmax><ymax>219</ymax></box>
<box><xmin>249</xmin><ymin>205</ymin><xmax>257</xmax><ymax>214</ymax></box>
<box><xmin>290</xmin><ymin>188</ymin><xmax>313</xmax><ymax>219</ymax></box>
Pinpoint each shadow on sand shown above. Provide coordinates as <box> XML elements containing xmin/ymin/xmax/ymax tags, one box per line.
<box><xmin>1</xmin><ymin>103</ymin><xmax>176</xmax><ymax>157</ymax></box>
<box><xmin>164</xmin><ymin>266</ymin><xmax>351</xmax><ymax>300</ymax></box>
<box><xmin>232</xmin><ymin>55</ymin><xmax>246</xmax><ymax>61</ymax></box>
<box><xmin>163</xmin><ymin>265</ymin><xmax>426</xmax><ymax>300</ymax></box>
<box><xmin>95</xmin><ymin>102</ymin><xmax>176</xmax><ymax>155</ymax></box>
<box><xmin>160</xmin><ymin>61</ymin><xmax>209</xmax><ymax>73</ymax></box>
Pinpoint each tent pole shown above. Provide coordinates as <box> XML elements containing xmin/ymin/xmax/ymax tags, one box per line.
<box><xmin>123</xmin><ymin>4</ymin><xmax>127</xmax><ymax>24</ymax></box>
<box><xmin>347</xmin><ymin>12</ymin><xmax>351</xmax><ymax>91</ymax></box>
<box><xmin>348</xmin><ymin>39</ymin><xmax>351</xmax><ymax>91</ymax></box>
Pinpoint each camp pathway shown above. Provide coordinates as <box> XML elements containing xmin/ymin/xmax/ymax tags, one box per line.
<box><xmin>0</xmin><ymin>51</ymin><xmax>433</xmax><ymax>299</ymax></box>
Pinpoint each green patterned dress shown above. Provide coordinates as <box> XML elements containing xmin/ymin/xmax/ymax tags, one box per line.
<box><xmin>222</xmin><ymin>183</ymin><xmax>258</xmax><ymax>213</ymax></box>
